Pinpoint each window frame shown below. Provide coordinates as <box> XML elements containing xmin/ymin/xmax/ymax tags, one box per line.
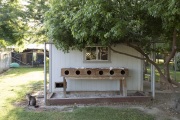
<box><xmin>83</xmin><ymin>46</ymin><xmax>111</xmax><ymax>63</ymax></box>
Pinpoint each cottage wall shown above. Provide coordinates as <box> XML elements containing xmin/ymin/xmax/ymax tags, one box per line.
<box><xmin>49</xmin><ymin>44</ymin><xmax>143</xmax><ymax>92</ymax></box>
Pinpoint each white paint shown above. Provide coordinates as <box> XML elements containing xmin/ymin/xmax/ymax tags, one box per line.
<box><xmin>50</xmin><ymin>44</ymin><xmax>143</xmax><ymax>92</ymax></box>
<box><xmin>0</xmin><ymin>52</ymin><xmax>11</xmax><ymax>73</ymax></box>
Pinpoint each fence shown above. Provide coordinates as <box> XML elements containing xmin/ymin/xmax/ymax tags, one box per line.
<box><xmin>0</xmin><ymin>52</ymin><xmax>11</xmax><ymax>73</ymax></box>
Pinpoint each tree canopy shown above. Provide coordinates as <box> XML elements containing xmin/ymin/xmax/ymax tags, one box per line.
<box><xmin>0</xmin><ymin>0</ymin><xmax>27</xmax><ymax>47</ymax></box>
<box><xmin>45</xmin><ymin>0</ymin><xmax>179</xmax><ymax>52</ymax></box>
<box><xmin>0</xmin><ymin>0</ymin><xmax>49</xmax><ymax>48</ymax></box>
<box><xmin>23</xmin><ymin>0</ymin><xmax>49</xmax><ymax>43</ymax></box>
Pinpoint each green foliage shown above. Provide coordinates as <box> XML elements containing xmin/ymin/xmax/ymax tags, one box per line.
<box><xmin>45</xmin><ymin>0</ymin><xmax>180</xmax><ymax>53</ymax></box>
<box><xmin>23</xmin><ymin>0</ymin><xmax>49</xmax><ymax>43</ymax></box>
<box><xmin>0</xmin><ymin>1</ymin><xmax>27</xmax><ymax>46</ymax></box>
<box><xmin>0</xmin><ymin>40</ymin><xmax>7</xmax><ymax>48</ymax></box>
<box><xmin>144</xmin><ymin>0</ymin><xmax>180</xmax><ymax>30</ymax></box>
<box><xmin>144</xmin><ymin>0</ymin><xmax>180</xmax><ymax>52</ymax></box>
<box><xmin>0</xmin><ymin>0</ymin><xmax>49</xmax><ymax>47</ymax></box>
<box><xmin>45</xmin><ymin>0</ymin><xmax>142</xmax><ymax>51</ymax></box>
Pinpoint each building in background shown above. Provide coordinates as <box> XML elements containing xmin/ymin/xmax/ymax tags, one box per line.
<box><xmin>11</xmin><ymin>44</ymin><xmax>49</xmax><ymax>67</ymax></box>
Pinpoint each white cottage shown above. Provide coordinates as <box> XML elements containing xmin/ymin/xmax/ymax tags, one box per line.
<box><xmin>48</xmin><ymin>44</ymin><xmax>143</xmax><ymax>94</ymax></box>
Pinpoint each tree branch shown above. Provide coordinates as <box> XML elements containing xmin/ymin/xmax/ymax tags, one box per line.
<box><xmin>164</xmin><ymin>29</ymin><xmax>177</xmax><ymax>65</ymax></box>
<box><xmin>127</xmin><ymin>43</ymin><xmax>149</xmax><ymax>59</ymax></box>
<box><xmin>125</xmin><ymin>43</ymin><xmax>165</xmax><ymax>77</ymax></box>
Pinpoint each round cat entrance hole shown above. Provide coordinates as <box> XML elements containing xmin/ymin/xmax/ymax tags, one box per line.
<box><xmin>99</xmin><ymin>70</ymin><xmax>103</xmax><ymax>75</ymax></box>
<box><xmin>121</xmin><ymin>70</ymin><xmax>125</xmax><ymax>75</ymax></box>
<box><xmin>64</xmin><ymin>70</ymin><xmax>69</xmax><ymax>75</ymax></box>
<box><xmin>76</xmin><ymin>70</ymin><xmax>80</xmax><ymax>75</ymax></box>
<box><xmin>87</xmin><ymin>70</ymin><xmax>92</xmax><ymax>75</ymax></box>
<box><xmin>110</xmin><ymin>70</ymin><xmax>114</xmax><ymax>75</ymax></box>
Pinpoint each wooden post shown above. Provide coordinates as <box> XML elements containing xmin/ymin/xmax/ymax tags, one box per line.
<box><xmin>120</xmin><ymin>79</ymin><xmax>123</xmax><ymax>96</ymax></box>
<box><xmin>122</xmin><ymin>78</ymin><xmax>127</xmax><ymax>96</ymax></box>
<box><xmin>44</xmin><ymin>43</ymin><xmax>47</xmax><ymax>105</ymax></box>
<box><xmin>120</xmin><ymin>78</ymin><xmax>127</xmax><ymax>96</ymax></box>
<box><xmin>63</xmin><ymin>77</ymin><xmax>67</xmax><ymax>98</ymax></box>
<box><xmin>151</xmin><ymin>43</ymin><xmax>155</xmax><ymax>99</ymax></box>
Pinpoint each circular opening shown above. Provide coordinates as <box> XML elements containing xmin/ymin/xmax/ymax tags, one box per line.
<box><xmin>87</xmin><ymin>70</ymin><xmax>91</xmax><ymax>75</ymax></box>
<box><xmin>110</xmin><ymin>70</ymin><xmax>114</xmax><ymax>75</ymax></box>
<box><xmin>76</xmin><ymin>70</ymin><xmax>80</xmax><ymax>75</ymax></box>
<box><xmin>99</xmin><ymin>70</ymin><xmax>103</xmax><ymax>75</ymax></box>
<box><xmin>121</xmin><ymin>70</ymin><xmax>125</xmax><ymax>75</ymax></box>
<box><xmin>64</xmin><ymin>70</ymin><xmax>69</xmax><ymax>75</ymax></box>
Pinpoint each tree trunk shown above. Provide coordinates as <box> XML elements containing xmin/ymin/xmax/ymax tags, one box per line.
<box><xmin>163</xmin><ymin>29</ymin><xmax>179</xmax><ymax>87</ymax></box>
<box><xmin>164</xmin><ymin>55</ymin><xmax>170</xmax><ymax>82</ymax></box>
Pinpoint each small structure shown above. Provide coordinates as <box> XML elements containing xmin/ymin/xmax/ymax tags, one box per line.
<box><xmin>45</xmin><ymin>44</ymin><xmax>151</xmax><ymax>105</ymax></box>
<box><xmin>12</xmin><ymin>49</ymin><xmax>43</xmax><ymax>65</ymax></box>
<box><xmin>11</xmin><ymin>44</ymin><xmax>49</xmax><ymax>66</ymax></box>
<box><xmin>61</xmin><ymin>68</ymin><xmax>129</xmax><ymax>97</ymax></box>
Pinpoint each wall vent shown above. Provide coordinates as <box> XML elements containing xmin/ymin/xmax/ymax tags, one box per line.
<box><xmin>55</xmin><ymin>82</ymin><xmax>64</xmax><ymax>88</ymax></box>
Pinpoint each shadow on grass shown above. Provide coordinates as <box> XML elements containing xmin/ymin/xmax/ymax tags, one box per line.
<box><xmin>10</xmin><ymin>80</ymin><xmax>44</xmax><ymax>103</ymax></box>
<box><xmin>1</xmin><ymin>80</ymin><xmax>45</xmax><ymax>120</ymax></box>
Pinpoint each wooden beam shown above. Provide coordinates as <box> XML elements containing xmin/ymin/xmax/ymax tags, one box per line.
<box><xmin>47</xmin><ymin>96</ymin><xmax>152</xmax><ymax>105</ymax></box>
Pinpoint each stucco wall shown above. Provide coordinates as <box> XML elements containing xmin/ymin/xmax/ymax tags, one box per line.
<box><xmin>49</xmin><ymin>44</ymin><xmax>143</xmax><ymax>92</ymax></box>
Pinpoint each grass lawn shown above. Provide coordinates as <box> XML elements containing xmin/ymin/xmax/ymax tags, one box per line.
<box><xmin>0</xmin><ymin>67</ymin><xmax>155</xmax><ymax>120</ymax></box>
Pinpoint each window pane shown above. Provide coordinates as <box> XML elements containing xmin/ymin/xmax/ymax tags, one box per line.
<box><xmin>85</xmin><ymin>46</ymin><xmax>109</xmax><ymax>61</ymax></box>
<box><xmin>85</xmin><ymin>47</ymin><xmax>96</xmax><ymax>60</ymax></box>
<box><xmin>98</xmin><ymin>47</ymin><xmax>108</xmax><ymax>60</ymax></box>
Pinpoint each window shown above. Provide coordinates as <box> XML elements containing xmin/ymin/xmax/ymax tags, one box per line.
<box><xmin>84</xmin><ymin>46</ymin><xmax>110</xmax><ymax>62</ymax></box>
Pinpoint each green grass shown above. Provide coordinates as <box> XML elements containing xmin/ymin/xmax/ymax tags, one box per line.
<box><xmin>70</xmin><ymin>107</ymin><xmax>154</xmax><ymax>120</ymax></box>
<box><xmin>0</xmin><ymin>67</ymin><xmax>155</xmax><ymax>120</ymax></box>
<box><xmin>0</xmin><ymin>67</ymin><xmax>44</xmax><ymax>120</ymax></box>
<box><xmin>3</xmin><ymin>107</ymin><xmax>155</xmax><ymax>120</ymax></box>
